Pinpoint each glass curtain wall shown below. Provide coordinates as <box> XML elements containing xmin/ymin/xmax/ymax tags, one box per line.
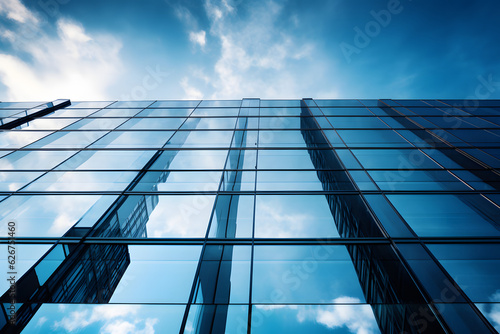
<box><xmin>0</xmin><ymin>98</ymin><xmax>499</xmax><ymax>333</ymax></box>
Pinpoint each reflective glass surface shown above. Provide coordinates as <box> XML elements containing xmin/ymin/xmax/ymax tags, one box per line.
<box><xmin>1</xmin><ymin>99</ymin><xmax>498</xmax><ymax>333</ymax></box>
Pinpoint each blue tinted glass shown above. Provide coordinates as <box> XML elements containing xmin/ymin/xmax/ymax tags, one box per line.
<box><xmin>209</xmin><ymin>195</ymin><xmax>254</xmax><ymax>238</ymax></box>
<box><xmin>0</xmin><ymin>131</ymin><xmax>53</xmax><ymax>148</ymax></box>
<box><xmin>364</xmin><ymin>194</ymin><xmax>414</xmax><ymax>237</ymax></box>
<box><xmin>349</xmin><ymin>171</ymin><xmax>378</xmax><ymax>190</ymax></box>
<box><xmin>45</xmin><ymin>108</ymin><xmax>100</xmax><ymax>117</ymax></box>
<box><xmin>90</xmin><ymin>108</ymin><xmax>141</xmax><ymax>117</ymax></box>
<box><xmin>26</xmin><ymin>304</ymin><xmax>187</xmax><ymax>333</ymax></box>
<box><xmin>337</xmin><ymin>130</ymin><xmax>411</xmax><ymax>147</ymax></box>
<box><xmin>448</xmin><ymin>129</ymin><xmax>500</xmax><ymax>147</ymax></box>
<box><xmin>0</xmin><ymin>195</ymin><xmax>107</xmax><ymax>237</ymax></box>
<box><xmin>428</xmin><ymin>244</ymin><xmax>500</xmax><ymax>303</ymax></box>
<box><xmin>328</xmin><ymin>116</ymin><xmax>389</xmax><ymax>128</ymax></box>
<box><xmin>90</xmin><ymin>131</ymin><xmax>174</xmax><ymax>148</ymax></box>
<box><xmin>167</xmin><ymin>130</ymin><xmax>234</xmax><ymax>148</ymax></box>
<box><xmin>387</xmin><ymin>194</ymin><xmax>500</xmax><ymax>237</ymax></box>
<box><xmin>110</xmin><ymin>245</ymin><xmax>201</xmax><ymax>303</ymax></box>
<box><xmin>181</xmin><ymin>117</ymin><xmax>237</xmax><ymax>130</ymax></box>
<box><xmin>34</xmin><ymin>244</ymin><xmax>65</xmax><ymax>285</ymax></box>
<box><xmin>150</xmin><ymin>100</ymin><xmax>200</xmax><ymax>108</ymax></box>
<box><xmin>0</xmin><ymin>150</ymin><xmax>76</xmax><ymax>170</ymax></box>
<box><xmin>28</xmin><ymin>131</ymin><xmax>108</xmax><ymax>149</ymax></box>
<box><xmin>134</xmin><ymin>171</ymin><xmax>221</xmax><ymax>191</ymax></box>
<box><xmin>21</xmin><ymin>118</ymin><xmax>79</xmax><ymax>130</ymax></box>
<box><xmin>135</xmin><ymin>108</ymin><xmax>193</xmax><ymax>117</ymax></box>
<box><xmin>260</xmin><ymin>100</ymin><xmax>301</xmax><ymax>107</ymax></box>
<box><xmin>55</xmin><ymin>150</ymin><xmax>155</xmax><ymax>170</ymax></box>
<box><xmin>109</xmin><ymin>100</ymin><xmax>153</xmax><ymax>108</ymax></box>
<box><xmin>259</xmin><ymin>107</ymin><xmax>301</xmax><ymax>116</ymax></box>
<box><xmin>221</xmin><ymin>170</ymin><xmax>255</xmax><ymax>191</ymax></box>
<box><xmin>191</xmin><ymin>108</ymin><xmax>239</xmax><ymax>116</ymax></box>
<box><xmin>65</xmin><ymin>118</ymin><xmax>127</xmax><ymax>130</ymax></box>
<box><xmin>257</xmin><ymin>150</ymin><xmax>315</xmax><ymax>169</ymax></box>
<box><xmin>255</xmin><ymin>195</ymin><xmax>339</xmax><ymax>238</ymax></box>
<box><xmin>394</xmin><ymin>100</ymin><xmax>430</xmax><ymax>107</ymax></box>
<box><xmin>251</xmin><ymin>304</ymin><xmax>380</xmax><ymax>334</ymax></box>
<box><xmin>118</xmin><ymin>117</ymin><xmax>185</xmax><ymax>130</ymax></box>
<box><xmin>368</xmin><ymin>170</ymin><xmax>470</xmax><ymax>191</ymax></box>
<box><xmin>259</xmin><ymin>130</ymin><xmax>316</xmax><ymax>147</ymax></box>
<box><xmin>69</xmin><ymin>101</ymin><xmax>113</xmax><ymax>108</ymax></box>
<box><xmin>198</xmin><ymin>100</ymin><xmax>241</xmax><ymax>107</ymax></box>
<box><xmin>320</xmin><ymin>107</ymin><xmax>373</xmax><ymax>116</ymax></box>
<box><xmin>257</xmin><ymin>171</ymin><xmax>324</xmax><ymax>191</ymax></box>
<box><xmin>187</xmin><ymin>305</ymin><xmax>248</xmax><ymax>333</ymax></box>
<box><xmin>151</xmin><ymin>150</ymin><xmax>228</xmax><ymax>170</ymax></box>
<box><xmin>23</xmin><ymin>171</ymin><xmax>138</xmax><ymax>191</ymax></box>
<box><xmin>0</xmin><ymin>171</ymin><xmax>43</xmax><ymax>191</ymax></box>
<box><xmin>404</xmin><ymin>107</ymin><xmax>447</xmax><ymax>116</ymax></box>
<box><xmin>335</xmin><ymin>149</ymin><xmax>362</xmax><ymax>169</ymax></box>
<box><xmin>143</xmin><ymin>195</ymin><xmax>216</xmax><ymax>237</ymax></box>
<box><xmin>259</xmin><ymin>117</ymin><xmax>308</xmax><ymax>129</ymax></box>
<box><xmin>314</xmin><ymin>99</ymin><xmax>364</xmax><ymax>107</ymax></box>
<box><xmin>253</xmin><ymin>246</ymin><xmax>366</xmax><ymax>303</ymax></box>
<box><xmin>352</xmin><ymin>149</ymin><xmax>440</xmax><ymax>169</ymax></box>
<box><xmin>0</xmin><ymin>244</ymin><xmax>51</xmax><ymax>293</ymax></box>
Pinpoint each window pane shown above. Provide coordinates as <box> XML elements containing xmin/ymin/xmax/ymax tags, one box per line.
<box><xmin>0</xmin><ymin>150</ymin><xmax>77</xmax><ymax>170</ymax></box>
<box><xmin>387</xmin><ymin>194</ymin><xmax>500</xmax><ymax>237</ymax></box>
<box><xmin>65</xmin><ymin>118</ymin><xmax>127</xmax><ymax>130</ymax></box>
<box><xmin>110</xmin><ymin>245</ymin><xmax>201</xmax><ymax>303</ymax></box>
<box><xmin>251</xmin><ymin>304</ymin><xmax>380</xmax><ymax>334</ymax></box>
<box><xmin>337</xmin><ymin>130</ymin><xmax>411</xmax><ymax>147</ymax></box>
<box><xmin>27</xmin><ymin>131</ymin><xmax>108</xmax><ymax>149</ymax></box>
<box><xmin>0</xmin><ymin>131</ymin><xmax>53</xmax><ymax>149</ymax></box>
<box><xmin>209</xmin><ymin>195</ymin><xmax>254</xmax><ymax>238</ymax></box>
<box><xmin>255</xmin><ymin>195</ymin><xmax>339</xmax><ymax>238</ymax></box>
<box><xmin>118</xmin><ymin>117</ymin><xmax>185</xmax><ymax>130</ymax></box>
<box><xmin>23</xmin><ymin>171</ymin><xmax>138</xmax><ymax>191</ymax></box>
<box><xmin>253</xmin><ymin>246</ymin><xmax>366</xmax><ymax>303</ymax></box>
<box><xmin>90</xmin><ymin>131</ymin><xmax>174</xmax><ymax>148</ymax></box>
<box><xmin>26</xmin><ymin>304</ymin><xmax>186</xmax><ymax>334</ymax></box>
<box><xmin>145</xmin><ymin>195</ymin><xmax>216</xmax><ymax>237</ymax></box>
<box><xmin>352</xmin><ymin>149</ymin><xmax>440</xmax><ymax>169</ymax></box>
<box><xmin>257</xmin><ymin>171</ymin><xmax>324</xmax><ymax>191</ymax></box>
<box><xmin>328</xmin><ymin>116</ymin><xmax>389</xmax><ymax>129</ymax></box>
<box><xmin>55</xmin><ymin>150</ymin><xmax>155</xmax><ymax>170</ymax></box>
<box><xmin>0</xmin><ymin>195</ymin><xmax>110</xmax><ymax>237</ymax></box>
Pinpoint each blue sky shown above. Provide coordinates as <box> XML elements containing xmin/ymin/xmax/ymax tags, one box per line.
<box><xmin>0</xmin><ymin>0</ymin><xmax>500</xmax><ymax>101</ymax></box>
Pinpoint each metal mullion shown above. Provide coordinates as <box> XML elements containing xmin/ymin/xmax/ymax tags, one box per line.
<box><xmin>178</xmin><ymin>99</ymin><xmax>244</xmax><ymax>334</ymax></box>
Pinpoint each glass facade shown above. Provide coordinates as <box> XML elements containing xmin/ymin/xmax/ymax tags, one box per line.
<box><xmin>0</xmin><ymin>98</ymin><xmax>499</xmax><ymax>333</ymax></box>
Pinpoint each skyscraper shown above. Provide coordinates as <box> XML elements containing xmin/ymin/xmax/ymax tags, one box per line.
<box><xmin>0</xmin><ymin>98</ymin><xmax>499</xmax><ymax>333</ymax></box>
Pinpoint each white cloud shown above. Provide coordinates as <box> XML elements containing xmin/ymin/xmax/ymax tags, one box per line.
<box><xmin>477</xmin><ymin>290</ymin><xmax>500</xmax><ymax>332</ymax></box>
<box><xmin>53</xmin><ymin>305</ymin><xmax>158</xmax><ymax>334</ymax></box>
<box><xmin>0</xmin><ymin>1</ymin><xmax>122</xmax><ymax>100</ymax></box>
<box><xmin>102</xmin><ymin>318</ymin><xmax>158</xmax><ymax>334</ymax></box>
<box><xmin>311</xmin><ymin>297</ymin><xmax>379</xmax><ymax>334</ymax></box>
<box><xmin>189</xmin><ymin>30</ymin><xmax>206</xmax><ymax>48</ymax></box>
<box><xmin>256</xmin><ymin>299</ymin><xmax>379</xmax><ymax>334</ymax></box>
<box><xmin>177</xmin><ymin>0</ymin><xmax>321</xmax><ymax>99</ymax></box>
<box><xmin>180</xmin><ymin>77</ymin><xmax>204</xmax><ymax>99</ymax></box>
<box><xmin>35</xmin><ymin>316</ymin><xmax>48</xmax><ymax>327</ymax></box>
<box><xmin>53</xmin><ymin>309</ymin><xmax>92</xmax><ymax>332</ymax></box>
<box><xmin>0</xmin><ymin>0</ymin><xmax>38</xmax><ymax>24</ymax></box>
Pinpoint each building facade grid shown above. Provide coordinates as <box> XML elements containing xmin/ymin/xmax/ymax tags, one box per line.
<box><xmin>0</xmin><ymin>98</ymin><xmax>499</xmax><ymax>333</ymax></box>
